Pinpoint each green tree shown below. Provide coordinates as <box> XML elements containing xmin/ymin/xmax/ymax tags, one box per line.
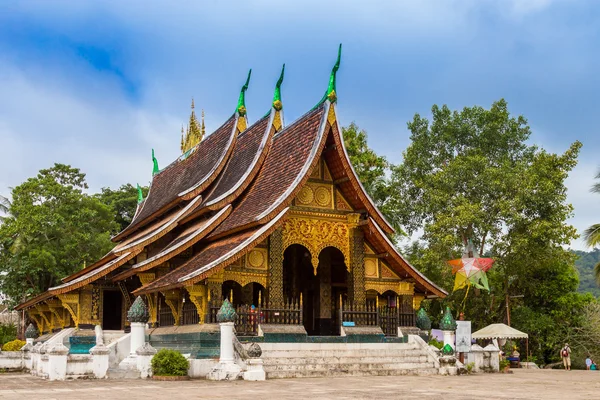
<box><xmin>342</xmin><ymin>122</ymin><xmax>403</xmax><ymax>234</ymax></box>
<box><xmin>0</xmin><ymin>164</ymin><xmax>117</xmax><ymax>306</ymax></box>
<box><xmin>394</xmin><ymin>99</ymin><xmax>586</xmax><ymax>363</ymax></box>
<box><xmin>95</xmin><ymin>184</ymin><xmax>149</xmax><ymax>233</ymax></box>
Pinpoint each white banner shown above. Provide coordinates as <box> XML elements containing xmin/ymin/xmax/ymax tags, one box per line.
<box><xmin>456</xmin><ymin>321</ymin><xmax>472</xmax><ymax>353</ymax></box>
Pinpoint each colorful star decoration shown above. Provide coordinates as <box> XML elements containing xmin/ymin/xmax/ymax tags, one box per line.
<box><xmin>447</xmin><ymin>257</ymin><xmax>495</xmax><ymax>292</ymax></box>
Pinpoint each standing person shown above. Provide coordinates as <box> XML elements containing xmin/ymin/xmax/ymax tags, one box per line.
<box><xmin>560</xmin><ymin>343</ymin><xmax>571</xmax><ymax>371</ymax></box>
<box><xmin>586</xmin><ymin>356</ymin><xmax>592</xmax><ymax>371</ymax></box>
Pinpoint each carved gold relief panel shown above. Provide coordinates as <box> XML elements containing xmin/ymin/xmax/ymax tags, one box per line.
<box><xmin>223</xmin><ymin>270</ymin><xmax>267</xmax><ymax>288</ymax></box>
<box><xmin>281</xmin><ymin>215</ymin><xmax>353</xmax><ymax>273</ymax></box>
<box><xmin>364</xmin><ymin>281</ymin><xmax>414</xmax><ymax>295</ymax></box>
<box><xmin>380</xmin><ymin>262</ymin><xmax>400</xmax><ymax>280</ymax></box>
<box><xmin>246</xmin><ymin>248</ymin><xmax>268</xmax><ymax>270</ymax></box>
<box><xmin>364</xmin><ymin>257</ymin><xmax>379</xmax><ymax>278</ymax></box>
<box><xmin>295</xmin><ymin>182</ymin><xmax>334</xmax><ymax>209</ymax></box>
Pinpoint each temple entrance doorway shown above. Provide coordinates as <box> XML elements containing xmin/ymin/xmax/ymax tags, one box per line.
<box><xmin>102</xmin><ymin>290</ymin><xmax>122</xmax><ymax>330</ymax></box>
<box><xmin>283</xmin><ymin>244</ymin><xmax>348</xmax><ymax>335</ymax></box>
<box><xmin>283</xmin><ymin>244</ymin><xmax>316</xmax><ymax>334</ymax></box>
<box><xmin>318</xmin><ymin>247</ymin><xmax>348</xmax><ymax>336</ymax></box>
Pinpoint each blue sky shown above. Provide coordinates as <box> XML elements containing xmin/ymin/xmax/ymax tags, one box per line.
<box><xmin>0</xmin><ymin>0</ymin><xmax>598</xmax><ymax>249</ymax></box>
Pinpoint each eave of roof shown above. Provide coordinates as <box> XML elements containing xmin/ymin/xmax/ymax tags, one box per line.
<box><xmin>364</xmin><ymin>217</ymin><xmax>448</xmax><ymax>298</ymax></box>
<box><xmin>134</xmin><ymin>208</ymin><xmax>289</xmax><ymax>295</ymax></box>
<box><xmin>48</xmin><ymin>251</ymin><xmax>140</xmax><ymax>295</ymax></box>
<box><xmin>111</xmin><ymin>205</ymin><xmax>232</xmax><ymax>281</ymax></box>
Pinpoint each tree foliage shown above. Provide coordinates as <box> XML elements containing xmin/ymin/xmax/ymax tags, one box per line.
<box><xmin>0</xmin><ymin>164</ymin><xmax>117</xmax><ymax>306</ymax></box>
<box><xmin>342</xmin><ymin>122</ymin><xmax>403</xmax><ymax>234</ymax></box>
<box><xmin>95</xmin><ymin>184</ymin><xmax>149</xmax><ymax>233</ymax></box>
<box><xmin>392</xmin><ymin>99</ymin><xmax>586</xmax><ymax>364</ymax></box>
<box><xmin>574</xmin><ymin>249</ymin><xmax>600</xmax><ymax>297</ymax></box>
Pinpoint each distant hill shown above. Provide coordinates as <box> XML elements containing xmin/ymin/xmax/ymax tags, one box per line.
<box><xmin>573</xmin><ymin>249</ymin><xmax>600</xmax><ymax>297</ymax></box>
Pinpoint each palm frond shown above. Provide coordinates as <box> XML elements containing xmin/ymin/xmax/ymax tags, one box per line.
<box><xmin>584</xmin><ymin>224</ymin><xmax>600</xmax><ymax>248</ymax></box>
<box><xmin>592</xmin><ymin>169</ymin><xmax>600</xmax><ymax>194</ymax></box>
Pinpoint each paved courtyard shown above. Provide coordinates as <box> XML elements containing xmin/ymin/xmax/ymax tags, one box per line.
<box><xmin>0</xmin><ymin>369</ymin><xmax>597</xmax><ymax>400</ymax></box>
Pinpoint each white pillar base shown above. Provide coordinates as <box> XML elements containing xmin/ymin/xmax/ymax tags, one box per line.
<box><xmin>243</xmin><ymin>359</ymin><xmax>265</xmax><ymax>381</ymax></box>
<box><xmin>90</xmin><ymin>344</ymin><xmax>110</xmax><ymax>379</ymax></box>
<box><xmin>136</xmin><ymin>343</ymin><xmax>157</xmax><ymax>379</ymax></box>
<box><xmin>207</xmin><ymin>362</ymin><xmax>242</xmax><ymax>381</ymax></box>
<box><xmin>47</xmin><ymin>343</ymin><xmax>69</xmax><ymax>381</ymax></box>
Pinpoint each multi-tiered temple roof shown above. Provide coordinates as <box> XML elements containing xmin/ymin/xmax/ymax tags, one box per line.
<box><xmin>16</xmin><ymin>46</ymin><xmax>446</xmax><ymax>314</ymax></box>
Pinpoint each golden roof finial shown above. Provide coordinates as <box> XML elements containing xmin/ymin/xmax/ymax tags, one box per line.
<box><xmin>201</xmin><ymin>109</ymin><xmax>205</xmax><ymax>138</ymax></box>
<box><xmin>191</xmin><ymin>97</ymin><xmax>195</xmax><ymax>110</ymax></box>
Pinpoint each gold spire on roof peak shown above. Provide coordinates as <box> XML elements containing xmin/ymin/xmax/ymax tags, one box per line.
<box><xmin>181</xmin><ymin>99</ymin><xmax>205</xmax><ymax>154</ymax></box>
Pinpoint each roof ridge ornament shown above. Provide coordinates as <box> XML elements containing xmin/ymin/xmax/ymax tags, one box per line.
<box><xmin>273</xmin><ymin>64</ymin><xmax>285</xmax><ymax>111</ymax></box>
<box><xmin>152</xmin><ymin>149</ymin><xmax>159</xmax><ymax>175</ymax></box>
<box><xmin>313</xmin><ymin>44</ymin><xmax>342</xmax><ymax>110</ymax></box>
<box><xmin>326</xmin><ymin>44</ymin><xmax>342</xmax><ymax>103</ymax></box>
<box><xmin>136</xmin><ymin>184</ymin><xmax>144</xmax><ymax>204</ymax></box>
<box><xmin>237</xmin><ymin>69</ymin><xmax>252</xmax><ymax>117</ymax></box>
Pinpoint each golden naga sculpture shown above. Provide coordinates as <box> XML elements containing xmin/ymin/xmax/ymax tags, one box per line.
<box><xmin>181</xmin><ymin>99</ymin><xmax>205</xmax><ymax>154</ymax></box>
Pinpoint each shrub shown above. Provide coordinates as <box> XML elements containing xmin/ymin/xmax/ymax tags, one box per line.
<box><xmin>151</xmin><ymin>349</ymin><xmax>189</xmax><ymax>376</ymax></box>
<box><xmin>466</xmin><ymin>362</ymin><xmax>475</xmax><ymax>374</ymax></box>
<box><xmin>0</xmin><ymin>323</ymin><xmax>17</xmax><ymax>347</ymax></box>
<box><xmin>428</xmin><ymin>338</ymin><xmax>444</xmax><ymax>350</ymax></box>
<box><xmin>2</xmin><ymin>339</ymin><xmax>26</xmax><ymax>351</ymax></box>
<box><xmin>499</xmin><ymin>359</ymin><xmax>510</xmax><ymax>371</ymax></box>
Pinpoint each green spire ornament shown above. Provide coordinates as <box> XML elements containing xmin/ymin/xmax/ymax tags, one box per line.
<box><xmin>127</xmin><ymin>296</ymin><xmax>150</xmax><ymax>323</ymax></box>
<box><xmin>216</xmin><ymin>298</ymin><xmax>237</xmax><ymax>323</ymax></box>
<box><xmin>439</xmin><ymin>306</ymin><xmax>457</xmax><ymax>331</ymax></box>
<box><xmin>416</xmin><ymin>307</ymin><xmax>432</xmax><ymax>331</ymax></box>
<box><xmin>272</xmin><ymin>64</ymin><xmax>285</xmax><ymax>111</ymax></box>
<box><xmin>136</xmin><ymin>184</ymin><xmax>144</xmax><ymax>204</ymax></box>
<box><xmin>236</xmin><ymin>69</ymin><xmax>252</xmax><ymax>117</ymax></box>
<box><xmin>326</xmin><ymin>44</ymin><xmax>342</xmax><ymax>103</ymax></box>
<box><xmin>441</xmin><ymin>343</ymin><xmax>455</xmax><ymax>356</ymax></box>
<box><xmin>25</xmin><ymin>323</ymin><xmax>38</xmax><ymax>339</ymax></box>
<box><xmin>152</xmin><ymin>149</ymin><xmax>159</xmax><ymax>175</ymax></box>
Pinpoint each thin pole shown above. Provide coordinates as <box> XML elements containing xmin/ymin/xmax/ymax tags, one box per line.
<box><xmin>526</xmin><ymin>338</ymin><xmax>529</xmax><ymax>368</ymax></box>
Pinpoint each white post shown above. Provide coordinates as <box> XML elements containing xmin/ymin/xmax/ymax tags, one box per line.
<box><xmin>47</xmin><ymin>343</ymin><xmax>69</xmax><ymax>381</ymax></box>
<box><xmin>219</xmin><ymin>322</ymin><xmax>235</xmax><ymax>364</ymax></box>
<box><xmin>443</xmin><ymin>330</ymin><xmax>455</xmax><ymax>350</ymax></box>
<box><xmin>90</xmin><ymin>344</ymin><xmax>110</xmax><ymax>379</ymax></box>
<box><xmin>130</xmin><ymin>322</ymin><xmax>146</xmax><ymax>356</ymax></box>
<box><xmin>136</xmin><ymin>343</ymin><xmax>157</xmax><ymax>379</ymax></box>
<box><xmin>207</xmin><ymin>299</ymin><xmax>242</xmax><ymax>380</ymax></box>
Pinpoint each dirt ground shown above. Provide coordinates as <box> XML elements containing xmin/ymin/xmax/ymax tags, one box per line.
<box><xmin>0</xmin><ymin>369</ymin><xmax>597</xmax><ymax>400</ymax></box>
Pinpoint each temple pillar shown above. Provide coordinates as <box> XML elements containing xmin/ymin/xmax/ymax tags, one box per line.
<box><xmin>161</xmin><ymin>290</ymin><xmax>183</xmax><ymax>325</ymax></box>
<box><xmin>207</xmin><ymin>274</ymin><xmax>223</xmax><ymax>304</ymax></box>
<box><xmin>186</xmin><ymin>284</ymin><xmax>208</xmax><ymax>323</ymax></box>
<box><xmin>138</xmin><ymin>273</ymin><xmax>158</xmax><ymax>327</ymax></box>
<box><xmin>268</xmin><ymin>229</ymin><xmax>284</xmax><ymax>307</ymax></box>
<box><xmin>317</xmin><ymin>250</ymin><xmax>332</xmax><ymax>334</ymax></box>
<box><xmin>349</xmin><ymin>225</ymin><xmax>366</xmax><ymax>308</ymax></box>
<box><xmin>79</xmin><ymin>287</ymin><xmax>98</xmax><ymax>328</ymax></box>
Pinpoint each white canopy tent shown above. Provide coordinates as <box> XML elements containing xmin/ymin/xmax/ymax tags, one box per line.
<box><xmin>472</xmin><ymin>323</ymin><xmax>529</xmax><ymax>365</ymax></box>
<box><xmin>472</xmin><ymin>323</ymin><xmax>528</xmax><ymax>340</ymax></box>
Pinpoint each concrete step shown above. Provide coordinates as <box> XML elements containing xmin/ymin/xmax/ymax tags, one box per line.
<box><xmin>261</xmin><ymin>349</ymin><xmax>425</xmax><ymax>359</ymax></box>
<box><xmin>262</xmin><ymin>355</ymin><xmax>432</xmax><ymax>365</ymax></box>
<box><xmin>107</xmin><ymin>367</ymin><xmax>141</xmax><ymax>379</ymax></box>
<box><xmin>264</xmin><ymin>361</ymin><xmax>436</xmax><ymax>372</ymax></box>
<box><xmin>266</xmin><ymin>367</ymin><xmax>439</xmax><ymax>379</ymax></box>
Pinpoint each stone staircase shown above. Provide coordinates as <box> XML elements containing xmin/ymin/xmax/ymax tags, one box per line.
<box><xmin>260</xmin><ymin>342</ymin><xmax>439</xmax><ymax>379</ymax></box>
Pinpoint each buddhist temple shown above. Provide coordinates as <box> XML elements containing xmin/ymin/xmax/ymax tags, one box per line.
<box><xmin>15</xmin><ymin>45</ymin><xmax>447</xmax><ymax>340</ymax></box>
